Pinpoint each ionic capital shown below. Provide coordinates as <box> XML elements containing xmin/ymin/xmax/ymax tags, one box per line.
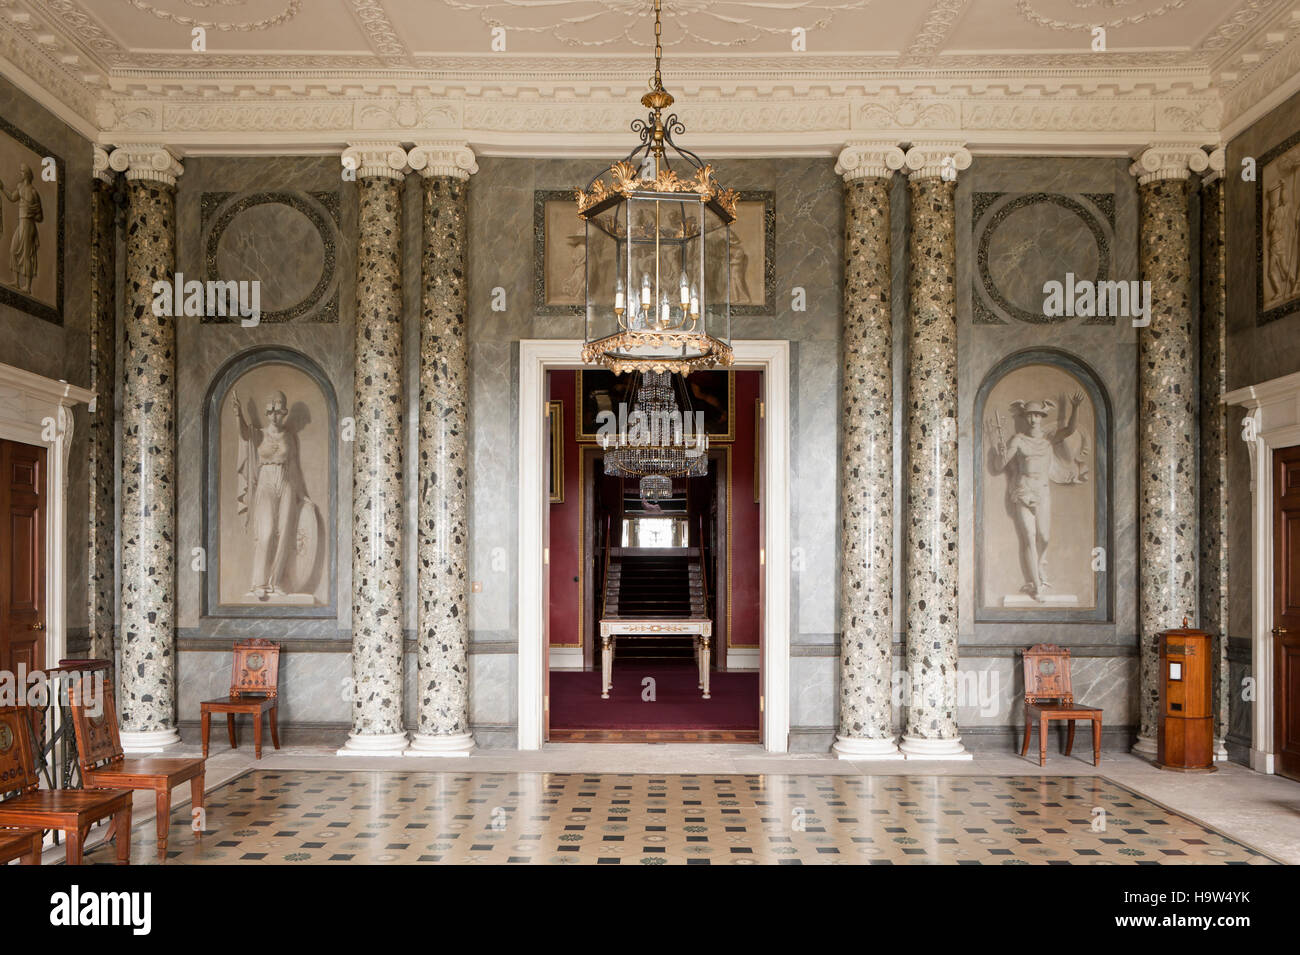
<box><xmin>342</xmin><ymin>142</ymin><xmax>410</xmax><ymax>181</ymax></box>
<box><xmin>92</xmin><ymin>145</ymin><xmax>114</xmax><ymax>185</ymax></box>
<box><xmin>407</xmin><ymin>142</ymin><xmax>478</xmax><ymax>180</ymax></box>
<box><xmin>903</xmin><ymin>141</ymin><xmax>971</xmax><ymax>182</ymax></box>
<box><xmin>1129</xmin><ymin>143</ymin><xmax>1210</xmax><ymax>184</ymax></box>
<box><xmin>107</xmin><ymin>144</ymin><xmax>183</xmax><ymax>186</ymax></box>
<box><xmin>1201</xmin><ymin>146</ymin><xmax>1227</xmax><ymax>186</ymax></box>
<box><xmin>835</xmin><ymin>142</ymin><xmax>905</xmax><ymax>182</ymax></box>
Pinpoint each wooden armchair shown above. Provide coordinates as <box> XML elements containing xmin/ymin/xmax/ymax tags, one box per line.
<box><xmin>69</xmin><ymin>682</ymin><xmax>206</xmax><ymax>860</ymax></box>
<box><xmin>0</xmin><ymin>707</ymin><xmax>132</xmax><ymax>865</ymax></box>
<box><xmin>200</xmin><ymin>639</ymin><xmax>281</xmax><ymax>760</ymax></box>
<box><xmin>0</xmin><ymin>828</ymin><xmax>42</xmax><ymax>865</ymax></box>
<box><xmin>1019</xmin><ymin>643</ymin><xmax>1103</xmax><ymax>767</ymax></box>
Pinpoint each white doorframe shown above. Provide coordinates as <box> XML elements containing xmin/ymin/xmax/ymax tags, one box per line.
<box><xmin>1225</xmin><ymin>370</ymin><xmax>1300</xmax><ymax>775</ymax></box>
<box><xmin>0</xmin><ymin>362</ymin><xmax>95</xmax><ymax>672</ymax></box>
<box><xmin>517</xmin><ymin>339</ymin><xmax>791</xmax><ymax>751</ymax></box>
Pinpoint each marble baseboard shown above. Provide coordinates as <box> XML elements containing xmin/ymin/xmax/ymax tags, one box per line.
<box><xmin>176</xmin><ymin>720</ymin><xmax>517</xmax><ymax>748</ymax></box>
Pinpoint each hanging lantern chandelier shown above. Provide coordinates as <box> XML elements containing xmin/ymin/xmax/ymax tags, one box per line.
<box><xmin>601</xmin><ymin>370</ymin><xmax>709</xmax><ymax>503</ymax></box>
<box><xmin>577</xmin><ymin>0</ymin><xmax>737</xmax><ymax>377</ymax></box>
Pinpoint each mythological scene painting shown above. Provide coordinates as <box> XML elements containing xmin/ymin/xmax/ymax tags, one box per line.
<box><xmin>215</xmin><ymin>361</ymin><xmax>331</xmax><ymax>610</ymax></box>
<box><xmin>539</xmin><ymin>192</ymin><xmax>772</xmax><ymax>313</ymax></box>
<box><xmin>0</xmin><ymin>118</ymin><xmax>60</xmax><ymax>322</ymax></box>
<box><xmin>980</xmin><ymin>362</ymin><xmax>1097</xmax><ymax>613</ymax></box>
<box><xmin>1261</xmin><ymin>136</ymin><xmax>1300</xmax><ymax>321</ymax></box>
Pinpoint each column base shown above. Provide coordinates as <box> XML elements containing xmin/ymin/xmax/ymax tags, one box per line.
<box><xmin>1212</xmin><ymin>737</ymin><xmax>1229</xmax><ymax>762</ymax></box>
<box><xmin>336</xmin><ymin>731</ymin><xmax>409</xmax><ymax>757</ymax></box>
<box><xmin>404</xmin><ymin>732</ymin><xmax>475</xmax><ymax>757</ymax></box>
<box><xmin>1131</xmin><ymin>733</ymin><xmax>1157</xmax><ymax>758</ymax></box>
<box><xmin>119</xmin><ymin>727</ymin><xmax>181</xmax><ymax>753</ymax></box>
<box><xmin>899</xmin><ymin>735</ymin><xmax>973</xmax><ymax>760</ymax></box>
<box><xmin>832</xmin><ymin>735</ymin><xmax>904</xmax><ymax>760</ymax></box>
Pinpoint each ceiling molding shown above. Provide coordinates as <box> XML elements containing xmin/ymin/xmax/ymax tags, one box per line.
<box><xmin>0</xmin><ymin>0</ymin><xmax>1292</xmax><ymax>156</ymax></box>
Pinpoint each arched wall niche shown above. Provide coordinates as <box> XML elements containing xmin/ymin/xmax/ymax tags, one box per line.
<box><xmin>974</xmin><ymin>347</ymin><xmax>1113</xmax><ymax>624</ymax></box>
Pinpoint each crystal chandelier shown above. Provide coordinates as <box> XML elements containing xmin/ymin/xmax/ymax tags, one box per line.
<box><xmin>601</xmin><ymin>370</ymin><xmax>709</xmax><ymax>503</ymax></box>
<box><xmin>577</xmin><ymin>0</ymin><xmax>736</xmax><ymax>376</ymax></box>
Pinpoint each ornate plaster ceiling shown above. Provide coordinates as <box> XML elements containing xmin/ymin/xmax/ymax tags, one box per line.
<box><xmin>1</xmin><ymin>0</ymin><xmax>1298</xmax><ymax>155</ymax></box>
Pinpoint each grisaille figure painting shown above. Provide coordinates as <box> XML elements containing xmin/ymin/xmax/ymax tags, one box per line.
<box><xmin>213</xmin><ymin>358</ymin><xmax>331</xmax><ymax>611</ymax></box>
<box><xmin>981</xmin><ymin>363</ymin><xmax>1096</xmax><ymax>611</ymax></box>
<box><xmin>0</xmin><ymin>117</ymin><xmax>61</xmax><ymax>323</ymax></box>
<box><xmin>1261</xmin><ymin>136</ymin><xmax>1300</xmax><ymax>321</ymax></box>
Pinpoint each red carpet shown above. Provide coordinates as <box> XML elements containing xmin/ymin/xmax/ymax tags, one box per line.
<box><xmin>550</xmin><ymin>662</ymin><xmax>759</xmax><ymax>732</ymax></box>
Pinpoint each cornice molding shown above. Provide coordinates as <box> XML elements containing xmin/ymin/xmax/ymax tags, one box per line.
<box><xmin>1129</xmin><ymin>143</ymin><xmax>1211</xmax><ymax>183</ymax></box>
<box><xmin>107</xmin><ymin>144</ymin><xmax>183</xmax><ymax>185</ymax></box>
<box><xmin>1</xmin><ymin>1</ymin><xmax>1297</xmax><ymax>158</ymax></box>
<box><xmin>342</xmin><ymin>142</ymin><xmax>409</xmax><ymax>179</ymax></box>
<box><xmin>407</xmin><ymin>142</ymin><xmax>478</xmax><ymax>179</ymax></box>
<box><xmin>835</xmin><ymin>141</ymin><xmax>905</xmax><ymax>180</ymax></box>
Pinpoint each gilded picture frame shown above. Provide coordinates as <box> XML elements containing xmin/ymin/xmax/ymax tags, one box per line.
<box><xmin>548</xmin><ymin>399</ymin><xmax>565</xmax><ymax>504</ymax></box>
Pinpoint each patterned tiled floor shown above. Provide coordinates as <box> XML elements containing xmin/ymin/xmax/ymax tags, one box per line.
<box><xmin>83</xmin><ymin>770</ymin><xmax>1280</xmax><ymax>865</ymax></box>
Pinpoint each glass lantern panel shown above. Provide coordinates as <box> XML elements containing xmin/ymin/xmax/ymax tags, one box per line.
<box><xmin>585</xmin><ymin>205</ymin><xmax>623</xmax><ymax>342</ymax></box>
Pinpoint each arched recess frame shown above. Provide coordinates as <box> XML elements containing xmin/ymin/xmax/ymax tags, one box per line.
<box><xmin>202</xmin><ymin>346</ymin><xmax>338</xmax><ymax>619</ymax></box>
<box><xmin>973</xmin><ymin>347</ymin><xmax>1114</xmax><ymax>624</ymax></box>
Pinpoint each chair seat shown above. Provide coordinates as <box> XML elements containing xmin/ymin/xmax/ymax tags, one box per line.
<box><xmin>201</xmin><ymin>696</ymin><xmax>276</xmax><ymax>714</ymax></box>
<box><xmin>84</xmin><ymin>756</ymin><xmax>205</xmax><ymax>789</ymax></box>
<box><xmin>1027</xmin><ymin>701</ymin><xmax>1102</xmax><ymax>718</ymax></box>
<box><xmin>0</xmin><ymin>788</ymin><xmax>132</xmax><ymax>828</ymax></box>
<box><xmin>0</xmin><ymin>827</ymin><xmax>41</xmax><ymax>864</ymax></box>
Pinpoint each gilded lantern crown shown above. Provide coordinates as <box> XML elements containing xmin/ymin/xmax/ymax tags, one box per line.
<box><xmin>578</xmin><ymin>0</ymin><xmax>735</xmax><ymax>376</ymax></box>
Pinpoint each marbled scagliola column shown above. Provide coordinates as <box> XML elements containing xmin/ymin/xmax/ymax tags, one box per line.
<box><xmin>405</xmin><ymin>143</ymin><xmax>478</xmax><ymax>756</ymax></box>
<box><xmin>87</xmin><ymin>147</ymin><xmax>117</xmax><ymax>665</ymax></box>
<box><xmin>1130</xmin><ymin>144</ymin><xmax>1207</xmax><ymax>756</ymax></box>
<box><xmin>1199</xmin><ymin>147</ymin><xmax>1229</xmax><ymax>759</ymax></box>
<box><xmin>108</xmin><ymin>145</ymin><xmax>183</xmax><ymax>752</ymax></box>
<box><xmin>338</xmin><ymin>144</ymin><xmax>410</xmax><ymax>756</ymax></box>
<box><xmin>832</xmin><ymin>142</ymin><xmax>905</xmax><ymax>760</ymax></box>
<box><xmin>900</xmin><ymin>142</ymin><xmax>971</xmax><ymax>760</ymax></box>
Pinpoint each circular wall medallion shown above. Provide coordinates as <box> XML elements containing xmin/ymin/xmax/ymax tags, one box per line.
<box><xmin>247</xmin><ymin>653</ymin><xmax>265</xmax><ymax>671</ymax></box>
<box><xmin>977</xmin><ymin>194</ymin><xmax>1109</xmax><ymax>324</ymax></box>
<box><xmin>1038</xmin><ymin>659</ymin><xmax>1057</xmax><ymax>676</ymax></box>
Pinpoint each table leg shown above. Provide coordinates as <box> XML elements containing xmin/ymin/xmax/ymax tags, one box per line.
<box><xmin>601</xmin><ymin>634</ymin><xmax>613</xmax><ymax>700</ymax></box>
<box><xmin>1065</xmin><ymin>720</ymin><xmax>1076</xmax><ymax>756</ymax></box>
<box><xmin>201</xmin><ymin>709</ymin><xmax>211</xmax><ymax>758</ymax></box>
<box><xmin>1092</xmin><ymin>717</ymin><xmax>1101</xmax><ymax>766</ymax></box>
<box><xmin>156</xmin><ymin>787</ymin><xmax>171</xmax><ymax>859</ymax></box>
<box><xmin>1039</xmin><ymin>715</ymin><xmax>1048</xmax><ymax>766</ymax></box>
<box><xmin>700</xmin><ymin>635</ymin><xmax>711</xmax><ymax>700</ymax></box>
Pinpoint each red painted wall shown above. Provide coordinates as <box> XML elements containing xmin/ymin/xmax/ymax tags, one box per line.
<box><xmin>548</xmin><ymin>371</ymin><xmax>582</xmax><ymax>647</ymax></box>
<box><xmin>730</xmin><ymin>372</ymin><xmax>762</xmax><ymax>648</ymax></box>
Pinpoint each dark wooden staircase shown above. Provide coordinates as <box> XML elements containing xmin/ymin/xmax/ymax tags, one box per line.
<box><xmin>603</xmin><ymin>548</ymin><xmax>708</xmax><ymax>660</ymax></box>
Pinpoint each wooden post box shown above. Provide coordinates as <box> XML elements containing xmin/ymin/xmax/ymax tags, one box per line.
<box><xmin>1156</xmin><ymin>623</ymin><xmax>1216</xmax><ymax>772</ymax></box>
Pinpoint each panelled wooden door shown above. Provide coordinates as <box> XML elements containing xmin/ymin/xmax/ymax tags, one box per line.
<box><xmin>0</xmin><ymin>439</ymin><xmax>46</xmax><ymax>678</ymax></box>
<box><xmin>1274</xmin><ymin>445</ymin><xmax>1300</xmax><ymax>782</ymax></box>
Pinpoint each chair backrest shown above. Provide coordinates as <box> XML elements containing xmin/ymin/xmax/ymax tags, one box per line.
<box><xmin>230</xmin><ymin>639</ymin><xmax>280</xmax><ymax>699</ymax></box>
<box><xmin>68</xmin><ymin>677</ymin><xmax>124</xmax><ymax>772</ymax></box>
<box><xmin>0</xmin><ymin>707</ymin><xmax>40</xmax><ymax>797</ymax></box>
<box><xmin>1021</xmin><ymin>643</ymin><xmax>1074</xmax><ymax>705</ymax></box>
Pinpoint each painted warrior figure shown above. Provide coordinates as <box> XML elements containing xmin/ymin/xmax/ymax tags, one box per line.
<box><xmin>233</xmin><ymin>391</ymin><xmax>314</xmax><ymax>600</ymax></box>
<box><xmin>988</xmin><ymin>393</ymin><xmax>1090</xmax><ymax>600</ymax></box>
<box><xmin>0</xmin><ymin>164</ymin><xmax>43</xmax><ymax>294</ymax></box>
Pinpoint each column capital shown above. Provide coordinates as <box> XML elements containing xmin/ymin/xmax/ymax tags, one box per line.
<box><xmin>835</xmin><ymin>141</ymin><xmax>905</xmax><ymax>182</ymax></box>
<box><xmin>407</xmin><ymin>141</ymin><xmax>478</xmax><ymax>179</ymax></box>
<box><xmin>1129</xmin><ymin>143</ymin><xmax>1210</xmax><ymax>184</ymax></box>
<box><xmin>902</xmin><ymin>141</ymin><xmax>971</xmax><ymax>182</ymax></box>
<box><xmin>92</xmin><ymin>145</ymin><xmax>115</xmax><ymax>185</ymax></box>
<box><xmin>1201</xmin><ymin>145</ymin><xmax>1227</xmax><ymax>185</ymax></box>
<box><xmin>343</xmin><ymin>142</ymin><xmax>410</xmax><ymax>180</ymax></box>
<box><xmin>107</xmin><ymin>144</ymin><xmax>183</xmax><ymax>185</ymax></box>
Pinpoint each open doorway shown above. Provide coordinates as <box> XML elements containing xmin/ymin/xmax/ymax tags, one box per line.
<box><xmin>544</xmin><ymin>369</ymin><xmax>762</xmax><ymax>742</ymax></box>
